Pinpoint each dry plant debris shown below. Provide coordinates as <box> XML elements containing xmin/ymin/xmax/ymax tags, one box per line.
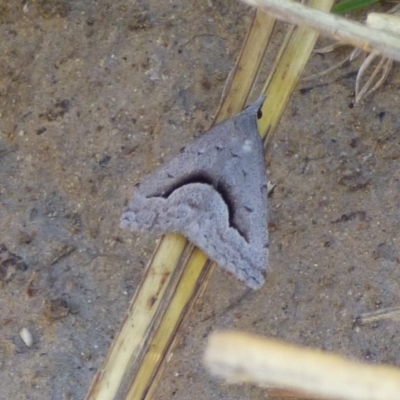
<box><xmin>204</xmin><ymin>330</ymin><xmax>400</xmax><ymax>400</ymax></box>
<box><xmin>306</xmin><ymin>4</ymin><xmax>400</xmax><ymax>103</ymax></box>
<box><xmin>242</xmin><ymin>0</ymin><xmax>400</xmax><ymax>103</ymax></box>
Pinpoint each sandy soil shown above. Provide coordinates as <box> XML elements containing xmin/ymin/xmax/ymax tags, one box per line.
<box><xmin>1</xmin><ymin>1</ymin><xmax>400</xmax><ymax>399</ymax></box>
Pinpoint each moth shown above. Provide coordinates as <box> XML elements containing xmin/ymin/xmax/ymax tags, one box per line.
<box><xmin>121</xmin><ymin>96</ymin><xmax>268</xmax><ymax>289</ymax></box>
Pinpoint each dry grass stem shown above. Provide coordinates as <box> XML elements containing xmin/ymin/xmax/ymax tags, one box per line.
<box><xmin>355</xmin><ymin>53</ymin><xmax>393</xmax><ymax>102</ymax></box>
<box><xmin>367</xmin><ymin>5</ymin><xmax>400</xmax><ymax>35</ymax></box>
<box><xmin>84</xmin><ymin>234</ymin><xmax>193</xmax><ymax>400</ymax></box>
<box><xmin>241</xmin><ymin>0</ymin><xmax>400</xmax><ymax>62</ymax></box>
<box><xmin>204</xmin><ymin>331</ymin><xmax>400</xmax><ymax>400</ymax></box>
<box><xmin>267</xmin><ymin>388</ymin><xmax>320</xmax><ymax>399</ymax></box>
<box><xmin>215</xmin><ymin>10</ymin><xmax>276</xmax><ymax>121</ymax></box>
<box><xmin>359</xmin><ymin>306</ymin><xmax>400</xmax><ymax>325</ymax></box>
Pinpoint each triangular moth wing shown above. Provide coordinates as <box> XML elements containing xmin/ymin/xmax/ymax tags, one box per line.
<box><xmin>121</xmin><ymin>96</ymin><xmax>268</xmax><ymax>289</ymax></box>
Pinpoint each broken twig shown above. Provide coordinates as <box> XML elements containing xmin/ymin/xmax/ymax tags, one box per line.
<box><xmin>204</xmin><ymin>331</ymin><xmax>400</xmax><ymax>400</ymax></box>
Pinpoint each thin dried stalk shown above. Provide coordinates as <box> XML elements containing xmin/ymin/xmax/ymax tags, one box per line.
<box><xmin>204</xmin><ymin>331</ymin><xmax>400</xmax><ymax>400</ymax></box>
<box><xmin>84</xmin><ymin>233</ymin><xmax>193</xmax><ymax>400</ymax></box>
<box><xmin>242</xmin><ymin>0</ymin><xmax>400</xmax><ymax>62</ymax></box>
<box><xmin>355</xmin><ymin>53</ymin><xmax>392</xmax><ymax>102</ymax></box>
<box><xmin>85</xmin><ymin>1</ymin><xmax>333</xmax><ymax>399</ymax></box>
<box><xmin>359</xmin><ymin>305</ymin><xmax>400</xmax><ymax>325</ymax></box>
<box><xmin>214</xmin><ymin>9</ymin><xmax>275</xmax><ymax>121</ymax></box>
<box><xmin>367</xmin><ymin>6</ymin><xmax>400</xmax><ymax>35</ymax></box>
<box><xmin>267</xmin><ymin>388</ymin><xmax>320</xmax><ymax>399</ymax></box>
<box><xmin>353</xmin><ymin>8</ymin><xmax>400</xmax><ymax>102</ymax></box>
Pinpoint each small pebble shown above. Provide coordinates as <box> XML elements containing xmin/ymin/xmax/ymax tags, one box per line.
<box><xmin>19</xmin><ymin>328</ymin><xmax>33</xmax><ymax>348</ymax></box>
<box><xmin>44</xmin><ymin>298</ymin><xmax>70</xmax><ymax>320</ymax></box>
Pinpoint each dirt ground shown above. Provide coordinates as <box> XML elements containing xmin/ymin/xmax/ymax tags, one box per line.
<box><xmin>1</xmin><ymin>1</ymin><xmax>400</xmax><ymax>399</ymax></box>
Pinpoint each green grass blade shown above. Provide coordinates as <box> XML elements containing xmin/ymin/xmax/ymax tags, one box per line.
<box><xmin>333</xmin><ymin>0</ymin><xmax>381</xmax><ymax>14</ymax></box>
